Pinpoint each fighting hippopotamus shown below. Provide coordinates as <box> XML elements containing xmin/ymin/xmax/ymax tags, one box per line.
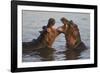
<box><xmin>60</xmin><ymin>17</ymin><xmax>87</xmax><ymax>50</ymax></box>
<box><xmin>22</xmin><ymin>18</ymin><xmax>63</xmax><ymax>53</ymax></box>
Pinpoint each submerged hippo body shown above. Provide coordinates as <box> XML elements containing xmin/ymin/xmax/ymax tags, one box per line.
<box><xmin>22</xmin><ymin>39</ymin><xmax>46</xmax><ymax>53</ymax></box>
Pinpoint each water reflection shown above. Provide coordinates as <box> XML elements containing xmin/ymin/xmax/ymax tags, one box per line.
<box><xmin>23</xmin><ymin>46</ymin><xmax>88</xmax><ymax>62</ymax></box>
<box><xmin>64</xmin><ymin>48</ymin><xmax>84</xmax><ymax>60</ymax></box>
<box><xmin>33</xmin><ymin>48</ymin><xmax>54</xmax><ymax>61</ymax></box>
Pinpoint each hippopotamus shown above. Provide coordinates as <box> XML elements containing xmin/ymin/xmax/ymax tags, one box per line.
<box><xmin>22</xmin><ymin>18</ymin><xmax>63</xmax><ymax>53</ymax></box>
<box><xmin>60</xmin><ymin>17</ymin><xmax>87</xmax><ymax>50</ymax></box>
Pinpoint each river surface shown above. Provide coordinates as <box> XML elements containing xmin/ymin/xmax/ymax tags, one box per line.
<box><xmin>22</xmin><ymin>10</ymin><xmax>90</xmax><ymax>62</ymax></box>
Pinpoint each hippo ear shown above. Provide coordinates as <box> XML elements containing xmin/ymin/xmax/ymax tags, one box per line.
<box><xmin>39</xmin><ymin>31</ymin><xmax>42</xmax><ymax>33</ymax></box>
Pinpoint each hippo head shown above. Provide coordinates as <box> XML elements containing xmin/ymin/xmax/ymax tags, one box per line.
<box><xmin>57</xmin><ymin>17</ymin><xmax>70</xmax><ymax>33</ymax></box>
